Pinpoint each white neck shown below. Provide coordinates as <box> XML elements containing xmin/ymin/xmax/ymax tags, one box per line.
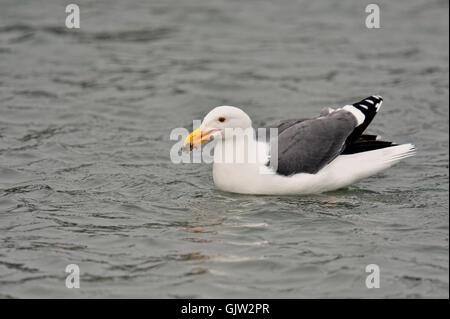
<box><xmin>212</xmin><ymin>130</ymin><xmax>271</xmax><ymax>193</ymax></box>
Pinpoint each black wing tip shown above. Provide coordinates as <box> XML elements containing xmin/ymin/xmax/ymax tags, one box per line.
<box><xmin>353</xmin><ymin>95</ymin><xmax>383</xmax><ymax>114</ymax></box>
<box><xmin>343</xmin><ymin>95</ymin><xmax>384</xmax><ymax>145</ymax></box>
<box><xmin>343</xmin><ymin>139</ymin><xmax>397</xmax><ymax>154</ymax></box>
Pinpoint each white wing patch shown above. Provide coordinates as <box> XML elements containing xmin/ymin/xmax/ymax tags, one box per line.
<box><xmin>342</xmin><ymin>105</ymin><xmax>365</xmax><ymax>126</ymax></box>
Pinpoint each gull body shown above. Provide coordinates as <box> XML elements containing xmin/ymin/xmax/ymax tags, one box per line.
<box><xmin>184</xmin><ymin>97</ymin><xmax>415</xmax><ymax>195</ymax></box>
<box><xmin>212</xmin><ymin>130</ymin><xmax>414</xmax><ymax>195</ymax></box>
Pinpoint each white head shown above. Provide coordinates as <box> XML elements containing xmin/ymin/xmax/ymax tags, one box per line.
<box><xmin>184</xmin><ymin>106</ymin><xmax>253</xmax><ymax>149</ymax></box>
<box><xmin>202</xmin><ymin>106</ymin><xmax>252</xmax><ymax>130</ymax></box>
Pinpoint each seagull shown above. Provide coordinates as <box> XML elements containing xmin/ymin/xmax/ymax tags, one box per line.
<box><xmin>183</xmin><ymin>96</ymin><xmax>415</xmax><ymax>195</ymax></box>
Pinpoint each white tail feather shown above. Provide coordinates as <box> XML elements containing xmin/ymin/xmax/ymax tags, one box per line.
<box><xmin>319</xmin><ymin>144</ymin><xmax>416</xmax><ymax>191</ymax></box>
<box><xmin>382</xmin><ymin>144</ymin><xmax>416</xmax><ymax>164</ymax></box>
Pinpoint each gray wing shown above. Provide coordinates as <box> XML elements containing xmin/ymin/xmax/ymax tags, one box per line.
<box><xmin>263</xmin><ymin>106</ymin><xmax>336</xmax><ymax>136</ymax></box>
<box><xmin>268</xmin><ymin>110</ymin><xmax>359</xmax><ymax>175</ymax></box>
<box><xmin>262</xmin><ymin>118</ymin><xmax>309</xmax><ymax>141</ymax></box>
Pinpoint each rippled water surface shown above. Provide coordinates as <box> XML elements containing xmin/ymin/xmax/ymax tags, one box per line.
<box><xmin>0</xmin><ymin>0</ymin><xmax>448</xmax><ymax>298</ymax></box>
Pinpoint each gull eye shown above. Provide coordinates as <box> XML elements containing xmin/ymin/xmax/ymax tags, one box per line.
<box><xmin>218</xmin><ymin>116</ymin><xmax>226</xmax><ymax>123</ymax></box>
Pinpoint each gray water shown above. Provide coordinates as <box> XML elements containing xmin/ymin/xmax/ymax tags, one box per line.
<box><xmin>0</xmin><ymin>0</ymin><xmax>448</xmax><ymax>298</ymax></box>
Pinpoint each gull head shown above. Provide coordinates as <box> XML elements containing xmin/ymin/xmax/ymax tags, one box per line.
<box><xmin>184</xmin><ymin>106</ymin><xmax>252</xmax><ymax>150</ymax></box>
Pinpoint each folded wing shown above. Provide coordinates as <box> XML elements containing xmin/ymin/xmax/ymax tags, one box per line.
<box><xmin>267</xmin><ymin>95</ymin><xmax>385</xmax><ymax>175</ymax></box>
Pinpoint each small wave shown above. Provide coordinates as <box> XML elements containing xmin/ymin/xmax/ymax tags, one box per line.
<box><xmin>0</xmin><ymin>24</ymin><xmax>175</xmax><ymax>43</ymax></box>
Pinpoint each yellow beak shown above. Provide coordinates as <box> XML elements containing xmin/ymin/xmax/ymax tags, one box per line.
<box><xmin>184</xmin><ymin>127</ymin><xmax>218</xmax><ymax>150</ymax></box>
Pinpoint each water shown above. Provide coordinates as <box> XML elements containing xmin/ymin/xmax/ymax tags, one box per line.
<box><xmin>0</xmin><ymin>0</ymin><xmax>448</xmax><ymax>298</ymax></box>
